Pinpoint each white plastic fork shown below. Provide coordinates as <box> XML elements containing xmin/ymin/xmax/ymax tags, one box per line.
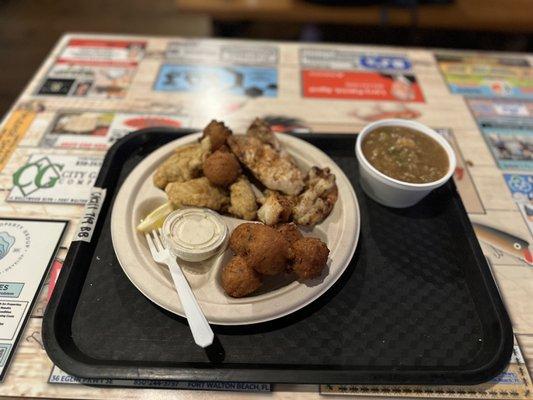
<box><xmin>145</xmin><ymin>228</ymin><xmax>214</xmax><ymax>348</ymax></box>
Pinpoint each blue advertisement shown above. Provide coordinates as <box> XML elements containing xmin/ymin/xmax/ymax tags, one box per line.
<box><xmin>0</xmin><ymin>282</ymin><xmax>24</xmax><ymax>298</ymax></box>
<box><xmin>504</xmin><ymin>173</ymin><xmax>533</xmax><ymax>202</ymax></box>
<box><xmin>359</xmin><ymin>55</ymin><xmax>412</xmax><ymax>72</ymax></box>
<box><xmin>154</xmin><ymin>64</ymin><xmax>278</xmax><ymax>98</ymax></box>
<box><xmin>480</xmin><ymin>121</ymin><xmax>533</xmax><ymax>170</ymax></box>
<box><xmin>436</xmin><ymin>54</ymin><xmax>533</xmax><ymax>99</ymax></box>
<box><xmin>448</xmin><ymin>84</ymin><xmax>533</xmax><ymax>99</ymax></box>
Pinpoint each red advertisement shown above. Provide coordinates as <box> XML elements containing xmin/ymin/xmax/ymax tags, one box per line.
<box><xmin>37</xmin><ymin>38</ymin><xmax>146</xmax><ymax>98</ymax></box>
<box><xmin>47</xmin><ymin>259</ymin><xmax>64</xmax><ymax>301</ymax></box>
<box><xmin>58</xmin><ymin>38</ymin><xmax>146</xmax><ymax>65</ymax></box>
<box><xmin>302</xmin><ymin>70</ymin><xmax>425</xmax><ymax>102</ymax></box>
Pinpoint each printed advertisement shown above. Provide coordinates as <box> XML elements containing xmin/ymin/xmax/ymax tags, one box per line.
<box><xmin>467</xmin><ymin>98</ymin><xmax>533</xmax><ymax>119</ymax></box>
<box><xmin>57</xmin><ymin>38</ymin><xmax>145</xmax><ymax>63</ymax></box>
<box><xmin>7</xmin><ymin>154</ymin><xmax>102</xmax><ymax>205</ymax></box>
<box><xmin>0</xmin><ymin>109</ymin><xmax>37</xmax><ymax>172</ymax></box>
<box><xmin>0</xmin><ymin>218</ymin><xmax>67</xmax><ymax>380</ymax></box>
<box><xmin>503</xmin><ymin>174</ymin><xmax>533</xmax><ymax>241</ymax></box>
<box><xmin>480</xmin><ymin>121</ymin><xmax>533</xmax><ymax>170</ymax></box>
<box><xmin>48</xmin><ymin>366</ymin><xmax>271</xmax><ymax>392</ymax></box>
<box><xmin>485</xmin><ymin>185</ymin><xmax>533</xmax><ymax>260</ymax></box>
<box><xmin>37</xmin><ymin>39</ymin><xmax>146</xmax><ymax>99</ymax></box>
<box><xmin>436</xmin><ymin>54</ymin><xmax>533</xmax><ymax>99</ymax></box>
<box><xmin>41</xmin><ymin>111</ymin><xmax>188</xmax><ymax>150</ymax></box>
<box><xmin>155</xmin><ymin>41</ymin><xmax>279</xmax><ymax>98</ymax></box>
<box><xmin>166</xmin><ymin>41</ymin><xmax>278</xmax><ymax>66</ymax></box>
<box><xmin>504</xmin><ymin>173</ymin><xmax>533</xmax><ymax>202</ymax></box>
<box><xmin>302</xmin><ymin>70</ymin><xmax>424</xmax><ymax>102</ymax></box>
<box><xmin>154</xmin><ymin>65</ymin><xmax>278</xmax><ymax>98</ymax></box>
<box><xmin>300</xmin><ymin>50</ymin><xmax>423</xmax><ymax>102</ymax></box>
<box><xmin>300</xmin><ymin>49</ymin><xmax>412</xmax><ymax>71</ymax></box>
<box><xmin>467</xmin><ymin>99</ymin><xmax>533</xmax><ymax>170</ymax></box>
<box><xmin>320</xmin><ymin>340</ymin><xmax>533</xmax><ymax>399</ymax></box>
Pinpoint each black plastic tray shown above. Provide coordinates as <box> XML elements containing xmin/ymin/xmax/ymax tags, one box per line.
<box><xmin>43</xmin><ymin>128</ymin><xmax>513</xmax><ymax>385</ymax></box>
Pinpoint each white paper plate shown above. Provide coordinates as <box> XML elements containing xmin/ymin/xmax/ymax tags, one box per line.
<box><xmin>111</xmin><ymin>132</ymin><xmax>360</xmax><ymax>325</ymax></box>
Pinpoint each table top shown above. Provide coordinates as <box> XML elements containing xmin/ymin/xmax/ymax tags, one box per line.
<box><xmin>0</xmin><ymin>33</ymin><xmax>532</xmax><ymax>399</ymax></box>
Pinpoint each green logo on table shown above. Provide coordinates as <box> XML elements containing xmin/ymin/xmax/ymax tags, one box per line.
<box><xmin>12</xmin><ymin>156</ymin><xmax>63</xmax><ymax>196</ymax></box>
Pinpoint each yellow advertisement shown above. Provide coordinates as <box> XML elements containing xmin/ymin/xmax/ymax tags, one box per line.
<box><xmin>0</xmin><ymin>109</ymin><xmax>36</xmax><ymax>172</ymax></box>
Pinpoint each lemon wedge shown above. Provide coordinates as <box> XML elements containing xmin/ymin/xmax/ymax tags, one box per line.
<box><xmin>136</xmin><ymin>202</ymin><xmax>175</xmax><ymax>233</ymax></box>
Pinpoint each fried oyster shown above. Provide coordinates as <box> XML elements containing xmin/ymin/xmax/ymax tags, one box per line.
<box><xmin>153</xmin><ymin>118</ymin><xmax>338</xmax><ymax>230</ymax></box>
<box><xmin>165</xmin><ymin>177</ymin><xmax>229</xmax><ymax>211</ymax></box>
<box><xmin>228</xmin><ymin>177</ymin><xmax>258</xmax><ymax>221</ymax></box>
<box><xmin>153</xmin><ymin>137</ymin><xmax>211</xmax><ymax>190</ymax></box>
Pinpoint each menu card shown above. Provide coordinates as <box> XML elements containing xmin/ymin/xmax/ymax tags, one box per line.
<box><xmin>0</xmin><ymin>218</ymin><xmax>67</xmax><ymax>380</ymax></box>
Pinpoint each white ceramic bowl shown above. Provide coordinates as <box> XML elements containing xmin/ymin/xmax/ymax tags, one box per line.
<box><xmin>355</xmin><ymin>119</ymin><xmax>456</xmax><ymax>208</ymax></box>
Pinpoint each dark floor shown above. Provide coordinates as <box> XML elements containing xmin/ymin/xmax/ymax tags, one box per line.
<box><xmin>0</xmin><ymin>0</ymin><xmax>210</xmax><ymax>116</ymax></box>
<box><xmin>219</xmin><ymin>21</ymin><xmax>533</xmax><ymax>51</ymax></box>
<box><xmin>0</xmin><ymin>0</ymin><xmax>531</xmax><ymax>118</ymax></box>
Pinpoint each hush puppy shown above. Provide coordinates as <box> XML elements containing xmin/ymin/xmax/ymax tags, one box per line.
<box><xmin>221</xmin><ymin>256</ymin><xmax>262</xmax><ymax>298</ymax></box>
<box><xmin>229</xmin><ymin>223</ymin><xmax>290</xmax><ymax>276</ymax></box>
<box><xmin>229</xmin><ymin>223</ymin><xmax>255</xmax><ymax>255</ymax></box>
<box><xmin>290</xmin><ymin>237</ymin><xmax>329</xmax><ymax>280</ymax></box>
<box><xmin>276</xmin><ymin>223</ymin><xmax>303</xmax><ymax>245</ymax></box>
<box><xmin>202</xmin><ymin>120</ymin><xmax>232</xmax><ymax>151</ymax></box>
<box><xmin>203</xmin><ymin>150</ymin><xmax>241</xmax><ymax>187</ymax></box>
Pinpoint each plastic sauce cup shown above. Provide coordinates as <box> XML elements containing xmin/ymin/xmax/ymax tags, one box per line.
<box><xmin>355</xmin><ymin>119</ymin><xmax>457</xmax><ymax>208</ymax></box>
<box><xmin>162</xmin><ymin>208</ymin><xmax>228</xmax><ymax>262</ymax></box>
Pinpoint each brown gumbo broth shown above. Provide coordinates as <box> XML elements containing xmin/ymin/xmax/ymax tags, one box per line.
<box><xmin>362</xmin><ymin>126</ymin><xmax>449</xmax><ymax>184</ymax></box>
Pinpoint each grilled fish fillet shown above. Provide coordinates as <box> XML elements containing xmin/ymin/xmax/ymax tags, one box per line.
<box><xmin>228</xmin><ymin>135</ymin><xmax>304</xmax><ymax>195</ymax></box>
<box><xmin>247</xmin><ymin>118</ymin><xmax>297</xmax><ymax>163</ymax></box>
<box><xmin>257</xmin><ymin>190</ymin><xmax>294</xmax><ymax>226</ymax></box>
<box><xmin>293</xmin><ymin>167</ymin><xmax>338</xmax><ymax>226</ymax></box>
<box><xmin>246</xmin><ymin>118</ymin><xmax>281</xmax><ymax>150</ymax></box>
